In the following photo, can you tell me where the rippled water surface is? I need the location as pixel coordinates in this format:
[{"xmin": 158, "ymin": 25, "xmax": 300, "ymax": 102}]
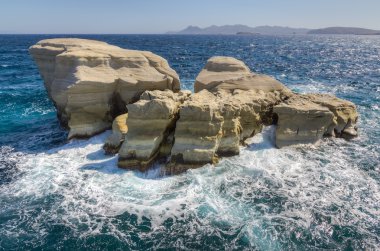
[{"xmin": 0, "ymin": 35, "xmax": 379, "ymax": 250}]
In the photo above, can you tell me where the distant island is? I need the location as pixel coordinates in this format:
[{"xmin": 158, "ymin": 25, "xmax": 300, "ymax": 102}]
[
  {"xmin": 167, "ymin": 25, "xmax": 310, "ymax": 35},
  {"xmin": 236, "ymin": 32, "xmax": 260, "ymax": 36},
  {"xmin": 167, "ymin": 25, "xmax": 380, "ymax": 35},
  {"xmin": 308, "ymin": 27, "xmax": 380, "ymax": 35}
]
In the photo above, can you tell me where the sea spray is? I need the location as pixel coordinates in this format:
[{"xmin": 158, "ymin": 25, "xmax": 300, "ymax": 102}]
[{"xmin": 1, "ymin": 126, "xmax": 379, "ymax": 249}]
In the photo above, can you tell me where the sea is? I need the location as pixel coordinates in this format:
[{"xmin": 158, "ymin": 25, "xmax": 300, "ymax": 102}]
[{"xmin": 0, "ymin": 34, "xmax": 379, "ymax": 250}]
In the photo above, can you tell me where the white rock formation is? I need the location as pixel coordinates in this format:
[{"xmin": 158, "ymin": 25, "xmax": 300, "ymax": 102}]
[
  {"xmin": 194, "ymin": 56, "xmax": 289, "ymax": 94},
  {"xmin": 29, "ymin": 38, "xmax": 180, "ymax": 138},
  {"xmin": 29, "ymin": 40, "xmax": 359, "ymax": 173},
  {"xmin": 273, "ymin": 93, "xmax": 358, "ymax": 147},
  {"xmin": 118, "ymin": 90, "xmax": 190, "ymax": 170}
]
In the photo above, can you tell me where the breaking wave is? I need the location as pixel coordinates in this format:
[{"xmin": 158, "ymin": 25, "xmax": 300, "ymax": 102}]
[{"xmin": 1, "ymin": 125, "xmax": 379, "ymax": 249}]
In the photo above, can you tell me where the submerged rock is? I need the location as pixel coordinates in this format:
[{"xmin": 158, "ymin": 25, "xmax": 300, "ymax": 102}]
[{"xmin": 29, "ymin": 38, "xmax": 180, "ymax": 139}]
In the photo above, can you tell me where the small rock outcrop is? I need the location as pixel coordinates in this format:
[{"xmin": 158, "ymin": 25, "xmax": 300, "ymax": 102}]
[
  {"xmin": 167, "ymin": 91, "xmax": 290, "ymax": 173},
  {"xmin": 274, "ymin": 95, "xmax": 335, "ymax": 147},
  {"xmin": 274, "ymin": 94, "xmax": 358, "ymax": 147},
  {"xmin": 305, "ymin": 94, "xmax": 358, "ymax": 138},
  {"xmin": 103, "ymin": 114, "xmax": 128, "ymax": 154},
  {"xmin": 194, "ymin": 56, "xmax": 289, "ymax": 94},
  {"xmin": 29, "ymin": 38, "xmax": 180, "ymax": 139}
]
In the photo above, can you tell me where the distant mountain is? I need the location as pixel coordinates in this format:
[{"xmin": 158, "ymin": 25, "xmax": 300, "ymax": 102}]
[
  {"xmin": 236, "ymin": 32, "xmax": 260, "ymax": 36},
  {"xmin": 308, "ymin": 27, "xmax": 380, "ymax": 35},
  {"xmin": 252, "ymin": 26, "xmax": 310, "ymax": 35},
  {"xmin": 167, "ymin": 25, "xmax": 310, "ymax": 35}
]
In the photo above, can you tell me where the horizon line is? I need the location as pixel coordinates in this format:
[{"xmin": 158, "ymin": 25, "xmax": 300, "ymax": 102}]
[
  {"xmin": 1, "ymin": 33, "xmax": 380, "ymax": 36},
  {"xmin": 1, "ymin": 25, "xmax": 380, "ymax": 35}
]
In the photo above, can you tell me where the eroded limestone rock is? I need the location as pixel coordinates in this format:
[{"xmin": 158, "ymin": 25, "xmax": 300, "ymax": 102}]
[
  {"xmin": 274, "ymin": 95, "xmax": 335, "ymax": 147},
  {"xmin": 103, "ymin": 114, "xmax": 128, "ymax": 154},
  {"xmin": 162, "ymin": 57, "xmax": 298, "ymax": 173},
  {"xmin": 194, "ymin": 56, "xmax": 291, "ymax": 95},
  {"xmin": 30, "ymin": 39, "xmax": 359, "ymax": 173},
  {"xmin": 30, "ymin": 38, "xmax": 180, "ymax": 139},
  {"xmin": 169, "ymin": 90, "xmax": 224, "ymax": 172},
  {"xmin": 216, "ymin": 89, "xmax": 284, "ymax": 154},
  {"xmin": 166, "ymin": 88, "xmax": 290, "ymax": 174},
  {"xmin": 305, "ymin": 94, "xmax": 358, "ymax": 138},
  {"xmin": 273, "ymin": 93, "xmax": 358, "ymax": 147},
  {"xmin": 118, "ymin": 90, "xmax": 190, "ymax": 171}
]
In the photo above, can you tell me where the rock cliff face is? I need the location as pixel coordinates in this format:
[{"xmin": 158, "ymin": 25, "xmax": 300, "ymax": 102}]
[
  {"xmin": 30, "ymin": 39, "xmax": 359, "ymax": 174},
  {"xmin": 168, "ymin": 90, "xmax": 289, "ymax": 171},
  {"xmin": 305, "ymin": 94, "xmax": 358, "ymax": 138},
  {"xmin": 118, "ymin": 90, "xmax": 191, "ymax": 170},
  {"xmin": 166, "ymin": 57, "xmax": 294, "ymax": 173},
  {"xmin": 274, "ymin": 95, "xmax": 335, "ymax": 147},
  {"xmin": 29, "ymin": 38, "xmax": 180, "ymax": 139},
  {"xmin": 169, "ymin": 90, "xmax": 224, "ymax": 171}
]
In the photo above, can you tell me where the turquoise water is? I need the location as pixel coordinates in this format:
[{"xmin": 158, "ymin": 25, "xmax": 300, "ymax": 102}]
[{"xmin": 0, "ymin": 35, "xmax": 379, "ymax": 250}]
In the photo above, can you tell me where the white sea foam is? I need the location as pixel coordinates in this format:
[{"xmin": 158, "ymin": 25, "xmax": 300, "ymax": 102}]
[
  {"xmin": 1, "ymin": 125, "xmax": 379, "ymax": 248},
  {"xmin": 288, "ymin": 80, "xmax": 358, "ymax": 96}
]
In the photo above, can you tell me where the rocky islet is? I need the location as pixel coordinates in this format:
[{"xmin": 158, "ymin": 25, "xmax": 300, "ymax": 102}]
[{"xmin": 29, "ymin": 38, "xmax": 359, "ymax": 173}]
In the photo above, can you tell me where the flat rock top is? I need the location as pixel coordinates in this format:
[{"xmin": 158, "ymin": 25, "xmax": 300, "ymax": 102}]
[
  {"xmin": 31, "ymin": 38, "xmax": 125, "ymax": 53},
  {"xmin": 29, "ymin": 38, "xmax": 180, "ymax": 91},
  {"xmin": 32, "ymin": 38, "xmax": 109, "ymax": 47},
  {"xmin": 305, "ymin": 93, "xmax": 356, "ymax": 109},
  {"xmin": 274, "ymin": 94, "xmax": 332, "ymax": 113},
  {"xmin": 30, "ymin": 38, "xmax": 172, "ymax": 65},
  {"xmin": 203, "ymin": 56, "xmax": 251, "ymax": 72},
  {"xmin": 183, "ymin": 89, "xmax": 220, "ymax": 107}
]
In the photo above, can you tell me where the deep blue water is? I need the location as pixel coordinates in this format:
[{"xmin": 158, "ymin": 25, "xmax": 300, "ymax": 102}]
[{"xmin": 0, "ymin": 34, "xmax": 379, "ymax": 250}]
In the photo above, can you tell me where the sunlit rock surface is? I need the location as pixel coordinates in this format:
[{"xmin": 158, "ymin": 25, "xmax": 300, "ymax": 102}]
[
  {"xmin": 194, "ymin": 56, "xmax": 291, "ymax": 94},
  {"xmin": 118, "ymin": 90, "xmax": 190, "ymax": 171},
  {"xmin": 273, "ymin": 93, "xmax": 358, "ymax": 147},
  {"xmin": 29, "ymin": 39, "xmax": 359, "ymax": 173},
  {"xmin": 273, "ymin": 95, "xmax": 335, "ymax": 147},
  {"xmin": 30, "ymin": 38, "xmax": 180, "ymax": 138},
  {"xmin": 305, "ymin": 93, "xmax": 358, "ymax": 138},
  {"xmin": 103, "ymin": 113, "xmax": 128, "ymax": 154}
]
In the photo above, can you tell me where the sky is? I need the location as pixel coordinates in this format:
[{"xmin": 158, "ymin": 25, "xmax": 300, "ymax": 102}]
[{"xmin": 1, "ymin": 0, "xmax": 380, "ymax": 34}]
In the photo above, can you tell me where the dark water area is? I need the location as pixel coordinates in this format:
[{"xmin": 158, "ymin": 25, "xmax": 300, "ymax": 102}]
[{"xmin": 0, "ymin": 34, "xmax": 379, "ymax": 250}]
